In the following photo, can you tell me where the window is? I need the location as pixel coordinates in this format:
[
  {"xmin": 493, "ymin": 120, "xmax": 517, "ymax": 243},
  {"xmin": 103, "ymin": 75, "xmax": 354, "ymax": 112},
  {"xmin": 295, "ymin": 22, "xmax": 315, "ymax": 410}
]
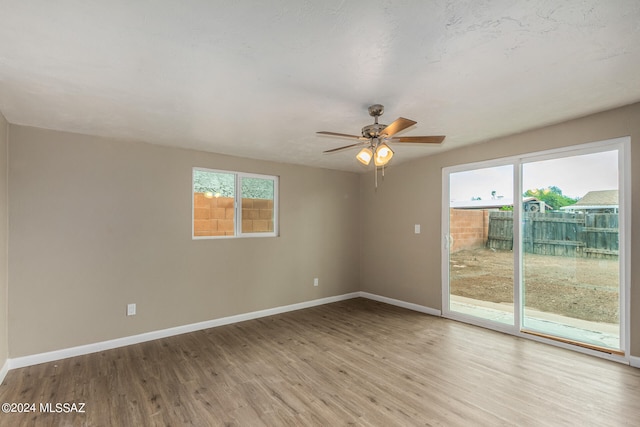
[{"xmin": 193, "ymin": 168, "xmax": 278, "ymax": 238}]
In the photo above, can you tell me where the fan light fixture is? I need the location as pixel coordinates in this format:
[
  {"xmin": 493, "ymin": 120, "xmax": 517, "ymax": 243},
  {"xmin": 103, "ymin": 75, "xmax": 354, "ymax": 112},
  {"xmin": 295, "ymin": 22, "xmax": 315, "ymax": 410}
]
[
  {"xmin": 356, "ymin": 147, "xmax": 373, "ymax": 165},
  {"xmin": 374, "ymin": 143, "xmax": 394, "ymax": 166}
]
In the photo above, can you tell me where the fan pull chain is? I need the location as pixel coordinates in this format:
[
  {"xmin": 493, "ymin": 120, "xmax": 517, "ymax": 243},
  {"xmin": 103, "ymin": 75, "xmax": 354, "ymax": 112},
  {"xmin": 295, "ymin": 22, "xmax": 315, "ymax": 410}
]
[{"xmin": 374, "ymin": 167, "xmax": 378, "ymax": 189}]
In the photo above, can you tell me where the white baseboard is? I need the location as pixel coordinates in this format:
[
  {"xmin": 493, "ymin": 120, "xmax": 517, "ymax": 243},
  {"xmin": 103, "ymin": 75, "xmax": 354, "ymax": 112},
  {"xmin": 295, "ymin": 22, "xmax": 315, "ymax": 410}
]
[
  {"xmin": 0, "ymin": 359, "xmax": 8, "ymax": 385},
  {"xmin": 9, "ymin": 292, "xmax": 361, "ymax": 370},
  {"xmin": 630, "ymin": 356, "xmax": 640, "ymax": 368},
  {"xmin": 359, "ymin": 292, "xmax": 441, "ymax": 316},
  {"xmin": 7, "ymin": 291, "xmax": 440, "ymax": 371}
]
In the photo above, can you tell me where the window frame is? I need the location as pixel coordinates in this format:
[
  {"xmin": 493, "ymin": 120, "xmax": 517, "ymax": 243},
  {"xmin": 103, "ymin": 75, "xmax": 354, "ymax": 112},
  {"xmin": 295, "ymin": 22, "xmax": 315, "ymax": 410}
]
[{"xmin": 192, "ymin": 167, "xmax": 279, "ymax": 239}]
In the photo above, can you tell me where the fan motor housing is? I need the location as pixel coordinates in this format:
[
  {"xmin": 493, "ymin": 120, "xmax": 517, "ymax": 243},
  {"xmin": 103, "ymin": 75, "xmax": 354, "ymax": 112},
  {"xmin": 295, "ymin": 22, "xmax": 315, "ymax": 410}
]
[{"xmin": 361, "ymin": 123, "xmax": 387, "ymax": 138}]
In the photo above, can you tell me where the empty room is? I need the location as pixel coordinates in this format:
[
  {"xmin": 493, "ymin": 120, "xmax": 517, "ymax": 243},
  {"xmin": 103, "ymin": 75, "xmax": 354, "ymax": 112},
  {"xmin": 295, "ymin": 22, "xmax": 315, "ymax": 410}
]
[{"xmin": 1, "ymin": 1, "xmax": 640, "ymax": 425}]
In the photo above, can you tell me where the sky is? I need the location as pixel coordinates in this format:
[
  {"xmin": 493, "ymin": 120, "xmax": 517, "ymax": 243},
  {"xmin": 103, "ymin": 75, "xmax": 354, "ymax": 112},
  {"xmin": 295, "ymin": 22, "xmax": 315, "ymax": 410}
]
[{"xmin": 449, "ymin": 150, "xmax": 619, "ymax": 202}]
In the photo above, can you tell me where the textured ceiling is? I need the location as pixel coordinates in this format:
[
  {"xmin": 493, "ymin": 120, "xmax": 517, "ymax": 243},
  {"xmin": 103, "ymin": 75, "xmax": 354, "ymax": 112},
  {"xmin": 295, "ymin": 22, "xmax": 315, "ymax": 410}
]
[{"xmin": 1, "ymin": 1, "xmax": 639, "ymax": 172}]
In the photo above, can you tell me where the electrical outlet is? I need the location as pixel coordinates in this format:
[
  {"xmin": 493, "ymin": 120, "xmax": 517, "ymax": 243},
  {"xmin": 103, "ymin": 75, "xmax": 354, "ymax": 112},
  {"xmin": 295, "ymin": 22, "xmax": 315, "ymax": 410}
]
[
  {"xmin": 127, "ymin": 303, "xmax": 136, "ymax": 316},
  {"xmin": 314, "ymin": 278, "xmax": 319, "ymax": 287},
  {"xmin": 414, "ymin": 224, "xmax": 421, "ymax": 234}
]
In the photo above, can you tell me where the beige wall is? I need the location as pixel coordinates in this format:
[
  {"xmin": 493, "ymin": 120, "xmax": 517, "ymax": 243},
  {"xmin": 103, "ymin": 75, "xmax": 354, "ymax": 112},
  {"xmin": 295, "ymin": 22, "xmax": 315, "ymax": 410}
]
[
  {"xmin": 360, "ymin": 102, "xmax": 640, "ymax": 356},
  {"xmin": 5, "ymin": 102, "xmax": 640, "ymax": 359},
  {"xmin": 8, "ymin": 126, "xmax": 361, "ymax": 357},
  {"xmin": 0, "ymin": 112, "xmax": 7, "ymax": 367}
]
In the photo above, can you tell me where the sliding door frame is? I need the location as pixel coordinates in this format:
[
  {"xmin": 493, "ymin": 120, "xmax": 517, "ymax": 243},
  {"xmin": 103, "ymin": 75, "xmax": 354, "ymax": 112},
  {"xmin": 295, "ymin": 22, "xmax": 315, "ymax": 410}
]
[
  {"xmin": 442, "ymin": 159, "xmax": 517, "ymax": 335},
  {"xmin": 441, "ymin": 136, "xmax": 630, "ymax": 363}
]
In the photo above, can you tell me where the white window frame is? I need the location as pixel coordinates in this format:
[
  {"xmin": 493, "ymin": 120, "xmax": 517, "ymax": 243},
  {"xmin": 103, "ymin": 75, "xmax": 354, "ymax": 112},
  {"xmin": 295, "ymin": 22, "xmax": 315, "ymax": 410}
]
[{"xmin": 193, "ymin": 167, "xmax": 279, "ymax": 239}]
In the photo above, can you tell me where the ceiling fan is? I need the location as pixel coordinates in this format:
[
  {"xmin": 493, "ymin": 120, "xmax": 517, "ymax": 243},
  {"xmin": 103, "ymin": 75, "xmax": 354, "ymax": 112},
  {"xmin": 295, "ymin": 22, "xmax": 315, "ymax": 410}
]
[{"xmin": 317, "ymin": 104, "xmax": 445, "ymax": 169}]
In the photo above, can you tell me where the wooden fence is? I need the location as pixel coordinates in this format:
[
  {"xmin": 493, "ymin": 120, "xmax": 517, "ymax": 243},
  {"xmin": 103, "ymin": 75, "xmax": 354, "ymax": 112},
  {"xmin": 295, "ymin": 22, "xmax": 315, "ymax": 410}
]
[{"xmin": 487, "ymin": 211, "xmax": 619, "ymax": 258}]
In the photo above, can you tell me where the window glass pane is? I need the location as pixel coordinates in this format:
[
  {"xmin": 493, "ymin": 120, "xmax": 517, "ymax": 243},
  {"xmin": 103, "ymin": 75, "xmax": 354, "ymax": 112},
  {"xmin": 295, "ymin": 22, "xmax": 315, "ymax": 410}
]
[
  {"xmin": 521, "ymin": 150, "xmax": 620, "ymax": 350},
  {"xmin": 448, "ymin": 164, "xmax": 514, "ymax": 325},
  {"xmin": 193, "ymin": 170, "xmax": 236, "ymax": 237},
  {"xmin": 241, "ymin": 177, "xmax": 275, "ymax": 234}
]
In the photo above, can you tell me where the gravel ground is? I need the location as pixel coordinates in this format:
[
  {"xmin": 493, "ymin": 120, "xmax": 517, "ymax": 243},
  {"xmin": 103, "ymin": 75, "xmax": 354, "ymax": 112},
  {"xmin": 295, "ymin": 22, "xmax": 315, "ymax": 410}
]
[{"xmin": 449, "ymin": 248, "xmax": 619, "ymax": 324}]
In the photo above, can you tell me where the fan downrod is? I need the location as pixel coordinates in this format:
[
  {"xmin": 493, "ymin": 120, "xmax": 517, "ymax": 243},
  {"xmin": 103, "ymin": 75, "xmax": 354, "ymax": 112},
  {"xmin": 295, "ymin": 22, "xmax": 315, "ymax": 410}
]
[{"xmin": 363, "ymin": 104, "xmax": 386, "ymax": 138}]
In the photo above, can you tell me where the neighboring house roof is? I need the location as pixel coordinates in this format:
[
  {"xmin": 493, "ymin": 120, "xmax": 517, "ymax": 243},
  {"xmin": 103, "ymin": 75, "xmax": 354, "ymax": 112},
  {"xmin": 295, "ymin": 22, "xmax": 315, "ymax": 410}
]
[
  {"xmin": 561, "ymin": 189, "xmax": 618, "ymax": 211},
  {"xmin": 572, "ymin": 189, "xmax": 618, "ymax": 206},
  {"xmin": 450, "ymin": 197, "xmax": 550, "ymax": 210},
  {"xmin": 450, "ymin": 198, "xmax": 512, "ymax": 209}
]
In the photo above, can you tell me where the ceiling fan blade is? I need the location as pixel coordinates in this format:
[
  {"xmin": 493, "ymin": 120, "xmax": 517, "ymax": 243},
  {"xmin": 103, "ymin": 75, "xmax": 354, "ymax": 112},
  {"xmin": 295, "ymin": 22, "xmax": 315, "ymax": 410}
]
[
  {"xmin": 390, "ymin": 135, "xmax": 446, "ymax": 144},
  {"xmin": 317, "ymin": 131, "xmax": 362, "ymax": 140},
  {"xmin": 323, "ymin": 142, "xmax": 365, "ymax": 153},
  {"xmin": 381, "ymin": 117, "xmax": 417, "ymax": 137}
]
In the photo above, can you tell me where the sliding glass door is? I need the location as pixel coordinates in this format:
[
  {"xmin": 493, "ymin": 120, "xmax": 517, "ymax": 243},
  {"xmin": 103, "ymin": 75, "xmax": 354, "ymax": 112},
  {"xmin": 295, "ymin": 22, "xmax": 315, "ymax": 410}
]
[
  {"xmin": 521, "ymin": 150, "xmax": 621, "ymax": 351},
  {"xmin": 443, "ymin": 138, "xmax": 628, "ymax": 356}
]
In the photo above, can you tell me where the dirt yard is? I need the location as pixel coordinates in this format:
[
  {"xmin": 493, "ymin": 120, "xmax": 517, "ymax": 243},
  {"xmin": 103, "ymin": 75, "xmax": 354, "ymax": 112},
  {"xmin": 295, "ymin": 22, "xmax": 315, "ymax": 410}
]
[{"xmin": 450, "ymin": 248, "xmax": 619, "ymax": 324}]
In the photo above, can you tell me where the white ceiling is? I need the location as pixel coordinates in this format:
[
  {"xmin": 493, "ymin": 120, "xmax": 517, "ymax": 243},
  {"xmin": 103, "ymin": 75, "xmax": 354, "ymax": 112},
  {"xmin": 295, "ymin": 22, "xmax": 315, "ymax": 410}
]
[{"xmin": 1, "ymin": 1, "xmax": 639, "ymax": 172}]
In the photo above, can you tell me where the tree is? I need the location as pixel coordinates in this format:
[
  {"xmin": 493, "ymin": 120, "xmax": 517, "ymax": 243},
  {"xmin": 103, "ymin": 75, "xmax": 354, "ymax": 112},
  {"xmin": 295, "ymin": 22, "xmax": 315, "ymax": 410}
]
[{"xmin": 523, "ymin": 186, "xmax": 578, "ymax": 210}]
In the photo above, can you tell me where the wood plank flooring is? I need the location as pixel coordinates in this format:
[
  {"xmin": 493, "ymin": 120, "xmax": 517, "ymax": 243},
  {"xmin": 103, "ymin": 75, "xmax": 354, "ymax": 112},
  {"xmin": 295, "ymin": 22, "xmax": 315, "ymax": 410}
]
[{"xmin": 1, "ymin": 298, "xmax": 639, "ymax": 426}]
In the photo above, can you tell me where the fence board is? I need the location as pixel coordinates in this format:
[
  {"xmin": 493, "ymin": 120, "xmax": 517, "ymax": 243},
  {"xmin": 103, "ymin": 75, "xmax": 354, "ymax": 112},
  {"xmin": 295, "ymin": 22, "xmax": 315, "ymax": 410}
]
[
  {"xmin": 487, "ymin": 211, "xmax": 618, "ymax": 258},
  {"xmin": 487, "ymin": 211, "xmax": 514, "ymax": 250}
]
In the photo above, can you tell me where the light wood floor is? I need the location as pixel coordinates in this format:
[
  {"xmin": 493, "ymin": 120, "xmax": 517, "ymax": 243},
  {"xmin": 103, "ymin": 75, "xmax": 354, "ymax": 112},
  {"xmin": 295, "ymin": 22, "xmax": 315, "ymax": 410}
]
[{"xmin": 1, "ymin": 298, "xmax": 639, "ymax": 426}]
